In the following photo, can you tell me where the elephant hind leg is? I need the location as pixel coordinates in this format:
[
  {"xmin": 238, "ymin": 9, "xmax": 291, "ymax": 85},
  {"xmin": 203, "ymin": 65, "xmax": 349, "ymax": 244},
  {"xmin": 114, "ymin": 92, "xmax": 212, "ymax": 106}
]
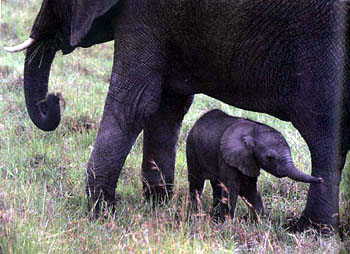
[
  {"xmin": 300, "ymin": 148, "xmax": 346, "ymax": 233},
  {"xmin": 188, "ymin": 174, "xmax": 205, "ymax": 212},
  {"xmin": 186, "ymin": 138, "xmax": 206, "ymax": 211},
  {"xmin": 211, "ymin": 179, "xmax": 222, "ymax": 209},
  {"xmin": 291, "ymin": 112, "xmax": 347, "ymax": 233}
]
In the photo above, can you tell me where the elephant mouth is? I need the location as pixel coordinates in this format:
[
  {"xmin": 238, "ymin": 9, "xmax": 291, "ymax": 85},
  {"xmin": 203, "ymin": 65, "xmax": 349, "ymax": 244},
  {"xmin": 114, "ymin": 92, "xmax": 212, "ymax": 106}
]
[
  {"xmin": 4, "ymin": 32, "xmax": 62, "ymax": 55},
  {"xmin": 264, "ymin": 167, "xmax": 286, "ymax": 178},
  {"xmin": 274, "ymin": 172, "xmax": 286, "ymax": 178},
  {"xmin": 26, "ymin": 31, "xmax": 76, "ymax": 57},
  {"xmin": 24, "ymin": 36, "xmax": 60, "ymax": 64}
]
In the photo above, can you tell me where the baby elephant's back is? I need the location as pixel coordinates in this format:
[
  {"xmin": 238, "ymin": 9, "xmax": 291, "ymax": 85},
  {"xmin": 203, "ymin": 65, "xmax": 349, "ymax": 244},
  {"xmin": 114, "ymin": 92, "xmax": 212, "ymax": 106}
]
[{"xmin": 187, "ymin": 109, "xmax": 239, "ymax": 170}]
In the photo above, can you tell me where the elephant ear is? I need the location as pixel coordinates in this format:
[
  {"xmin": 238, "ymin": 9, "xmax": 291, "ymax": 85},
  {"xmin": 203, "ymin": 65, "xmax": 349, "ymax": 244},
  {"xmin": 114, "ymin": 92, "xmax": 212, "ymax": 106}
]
[
  {"xmin": 220, "ymin": 121, "xmax": 260, "ymax": 177},
  {"xmin": 70, "ymin": 0, "xmax": 121, "ymax": 46}
]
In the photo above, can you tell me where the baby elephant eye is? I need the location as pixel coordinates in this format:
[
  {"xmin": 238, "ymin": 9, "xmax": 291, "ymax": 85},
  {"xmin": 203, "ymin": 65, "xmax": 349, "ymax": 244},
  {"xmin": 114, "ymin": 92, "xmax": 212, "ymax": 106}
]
[{"xmin": 265, "ymin": 154, "xmax": 275, "ymax": 161}]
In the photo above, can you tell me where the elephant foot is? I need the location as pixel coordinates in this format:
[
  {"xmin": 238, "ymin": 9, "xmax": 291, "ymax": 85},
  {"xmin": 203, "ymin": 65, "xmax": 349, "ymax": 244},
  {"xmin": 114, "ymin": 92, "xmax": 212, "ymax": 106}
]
[
  {"xmin": 284, "ymin": 215, "xmax": 336, "ymax": 236},
  {"xmin": 87, "ymin": 199, "xmax": 116, "ymax": 220},
  {"xmin": 211, "ymin": 204, "xmax": 230, "ymax": 223},
  {"xmin": 241, "ymin": 212, "xmax": 263, "ymax": 223},
  {"xmin": 211, "ymin": 213, "xmax": 227, "ymax": 223},
  {"xmin": 86, "ymin": 183, "xmax": 117, "ymax": 219},
  {"xmin": 339, "ymin": 220, "xmax": 350, "ymax": 241},
  {"xmin": 143, "ymin": 184, "xmax": 173, "ymax": 206}
]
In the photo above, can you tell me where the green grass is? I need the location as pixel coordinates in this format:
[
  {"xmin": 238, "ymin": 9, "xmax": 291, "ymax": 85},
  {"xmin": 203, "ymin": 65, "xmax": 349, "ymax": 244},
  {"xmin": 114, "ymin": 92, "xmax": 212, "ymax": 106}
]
[{"xmin": 1, "ymin": 0, "xmax": 349, "ymax": 253}]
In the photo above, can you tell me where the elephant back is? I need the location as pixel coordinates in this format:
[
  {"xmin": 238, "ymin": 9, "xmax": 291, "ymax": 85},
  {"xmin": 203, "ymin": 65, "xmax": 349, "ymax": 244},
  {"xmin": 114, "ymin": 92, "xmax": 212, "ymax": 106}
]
[{"xmin": 187, "ymin": 109, "xmax": 241, "ymax": 170}]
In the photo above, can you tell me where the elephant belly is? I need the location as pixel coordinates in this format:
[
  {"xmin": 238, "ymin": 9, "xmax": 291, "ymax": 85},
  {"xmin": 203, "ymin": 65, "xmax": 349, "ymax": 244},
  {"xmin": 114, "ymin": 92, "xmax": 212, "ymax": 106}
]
[{"xmin": 163, "ymin": 0, "xmax": 299, "ymax": 121}]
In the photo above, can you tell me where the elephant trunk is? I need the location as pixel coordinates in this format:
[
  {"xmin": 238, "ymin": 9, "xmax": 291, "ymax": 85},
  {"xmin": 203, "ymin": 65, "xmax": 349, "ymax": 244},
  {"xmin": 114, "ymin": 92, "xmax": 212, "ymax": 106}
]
[
  {"xmin": 286, "ymin": 164, "xmax": 323, "ymax": 184},
  {"xmin": 24, "ymin": 43, "xmax": 61, "ymax": 131}
]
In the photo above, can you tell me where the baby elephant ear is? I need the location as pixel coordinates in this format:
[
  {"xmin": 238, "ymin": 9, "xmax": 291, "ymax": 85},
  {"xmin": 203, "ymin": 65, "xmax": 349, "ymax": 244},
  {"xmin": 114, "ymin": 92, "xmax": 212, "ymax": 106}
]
[{"xmin": 220, "ymin": 121, "xmax": 260, "ymax": 177}]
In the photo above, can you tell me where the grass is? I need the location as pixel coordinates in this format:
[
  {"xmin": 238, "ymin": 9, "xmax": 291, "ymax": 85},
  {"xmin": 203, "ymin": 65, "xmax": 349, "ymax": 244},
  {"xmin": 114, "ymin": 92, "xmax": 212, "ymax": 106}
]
[{"xmin": 0, "ymin": 0, "xmax": 349, "ymax": 253}]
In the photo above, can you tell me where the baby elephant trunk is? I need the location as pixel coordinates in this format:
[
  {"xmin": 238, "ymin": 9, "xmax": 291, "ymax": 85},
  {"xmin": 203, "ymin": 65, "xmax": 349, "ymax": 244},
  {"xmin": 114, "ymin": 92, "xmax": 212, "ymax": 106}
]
[{"xmin": 287, "ymin": 165, "xmax": 323, "ymax": 183}]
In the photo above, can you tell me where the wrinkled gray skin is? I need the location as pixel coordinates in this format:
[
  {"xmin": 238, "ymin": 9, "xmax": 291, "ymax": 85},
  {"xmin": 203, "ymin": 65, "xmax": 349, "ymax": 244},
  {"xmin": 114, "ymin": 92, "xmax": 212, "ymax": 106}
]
[
  {"xmin": 7, "ymin": 0, "xmax": 350, "ymax": 231},
  {"xmin": 187, "ymin": 109, "xmax": 323, "ymax": 220}
]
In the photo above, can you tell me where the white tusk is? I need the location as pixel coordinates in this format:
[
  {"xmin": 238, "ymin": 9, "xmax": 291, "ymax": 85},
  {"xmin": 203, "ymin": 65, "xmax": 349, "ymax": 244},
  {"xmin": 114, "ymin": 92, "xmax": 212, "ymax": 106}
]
[{"xmin": 3, "ymin": 38, "xmax": 36, "ymax": 53}]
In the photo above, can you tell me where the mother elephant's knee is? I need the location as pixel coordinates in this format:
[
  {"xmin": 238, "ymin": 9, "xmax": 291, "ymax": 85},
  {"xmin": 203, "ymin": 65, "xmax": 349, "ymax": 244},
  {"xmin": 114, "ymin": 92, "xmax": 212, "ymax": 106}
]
[
  {"xmin": 142, "ymin": 95, "xmax": 162, "ymax": 123},
  {"xmin": 108, "ymin": 82, "xmax": 162, "ymax": 133}
]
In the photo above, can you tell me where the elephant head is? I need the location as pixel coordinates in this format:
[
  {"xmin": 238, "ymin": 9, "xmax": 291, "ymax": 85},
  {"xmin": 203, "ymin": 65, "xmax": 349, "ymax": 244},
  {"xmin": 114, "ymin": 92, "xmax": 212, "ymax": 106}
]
[
  {"xmin": 4, "ymin": 0, "xmax": 121, "ymax": 131},
  {"xmin": 220, "ymin": 120, "xmax": 323, "ymax": 183}
]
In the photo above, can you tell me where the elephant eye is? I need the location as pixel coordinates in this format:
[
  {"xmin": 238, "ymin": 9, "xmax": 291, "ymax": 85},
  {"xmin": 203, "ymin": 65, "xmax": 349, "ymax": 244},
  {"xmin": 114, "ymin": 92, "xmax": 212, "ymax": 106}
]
[{"xmin": 265, "ymin": 154, "xmax": 275, "ymax": 161}]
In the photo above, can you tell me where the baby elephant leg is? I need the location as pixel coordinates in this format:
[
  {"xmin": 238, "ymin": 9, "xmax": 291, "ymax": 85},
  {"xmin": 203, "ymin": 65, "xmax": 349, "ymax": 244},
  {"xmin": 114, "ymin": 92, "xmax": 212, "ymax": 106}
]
[
  {"xmin": 188, "ymin": 174, "xmax": 205, "ymax": 212},
  {"xmin": 187, "ymin": 136, "xmax": 205, "ymax": 212},
  {"xmin": 211, "ymin": 179, "xmax": 222, "ymax": 210},
  {"xmin": 211, "ymin": 179, "xmax": 229, "ymax": 220},
  {"xmin": 239, "ymin": 175, "xmax": 264, "ymax": 220},
  {"xmin": 213, "ymin": 166, "xmax": 240, "ymax": 221}
]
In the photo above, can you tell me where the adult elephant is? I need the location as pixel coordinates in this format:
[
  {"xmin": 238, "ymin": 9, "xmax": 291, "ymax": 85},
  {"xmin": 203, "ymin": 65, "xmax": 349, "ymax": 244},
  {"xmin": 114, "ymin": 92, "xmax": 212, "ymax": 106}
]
[{"xmin": 5, "ymin": 0, "xmax": 350, "ymax": 232}]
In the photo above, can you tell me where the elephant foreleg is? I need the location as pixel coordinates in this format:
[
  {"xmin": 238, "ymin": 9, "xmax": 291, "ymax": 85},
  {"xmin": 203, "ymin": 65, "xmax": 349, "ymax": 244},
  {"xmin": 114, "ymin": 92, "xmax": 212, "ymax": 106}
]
[
  {"xmin": 142, "ymin": 91, "xmax": 194, "ymax": 202},
  {"xmin": 239, "ymin": 175, "xmax": 264, "ymax": 221},
  {"xmin": 219, "ymin": 163, "xmax": 240, "ymax": 219},
  {"xmin": 86, "ymin": 65, "xmax": 164, "ymax": 216},
  {"xmin": 86, "ymin": 103, "xmax": 139, "ymax": 215},
  {"xmin": 211, "ymin": 179, "xmax": 229, "ymax": 220}
]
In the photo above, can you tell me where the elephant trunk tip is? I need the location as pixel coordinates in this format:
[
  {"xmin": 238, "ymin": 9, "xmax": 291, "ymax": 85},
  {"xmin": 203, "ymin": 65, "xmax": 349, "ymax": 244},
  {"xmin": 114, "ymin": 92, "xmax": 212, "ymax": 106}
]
[
  {"xmin": 29, "ymin": 93, "xmax": 63, "ymax": 131},
  {"xmin": 314, "ymin": 177, "xmax": 324, "ymax": 184},
  {"xmin": 285, "ymin": 165, "xmax": 324, "ymax": 184},
  {"xmin": 302, "ymin": 175, "xmax": 323, "ymax": 184}
]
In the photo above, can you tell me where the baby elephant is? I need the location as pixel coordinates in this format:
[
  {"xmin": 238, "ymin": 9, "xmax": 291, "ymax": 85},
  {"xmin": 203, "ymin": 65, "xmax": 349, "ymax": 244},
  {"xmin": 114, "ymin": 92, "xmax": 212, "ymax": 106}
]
[{"xmin": 186, "ymin": 109, "xmax": 323, "ymax": 220}]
